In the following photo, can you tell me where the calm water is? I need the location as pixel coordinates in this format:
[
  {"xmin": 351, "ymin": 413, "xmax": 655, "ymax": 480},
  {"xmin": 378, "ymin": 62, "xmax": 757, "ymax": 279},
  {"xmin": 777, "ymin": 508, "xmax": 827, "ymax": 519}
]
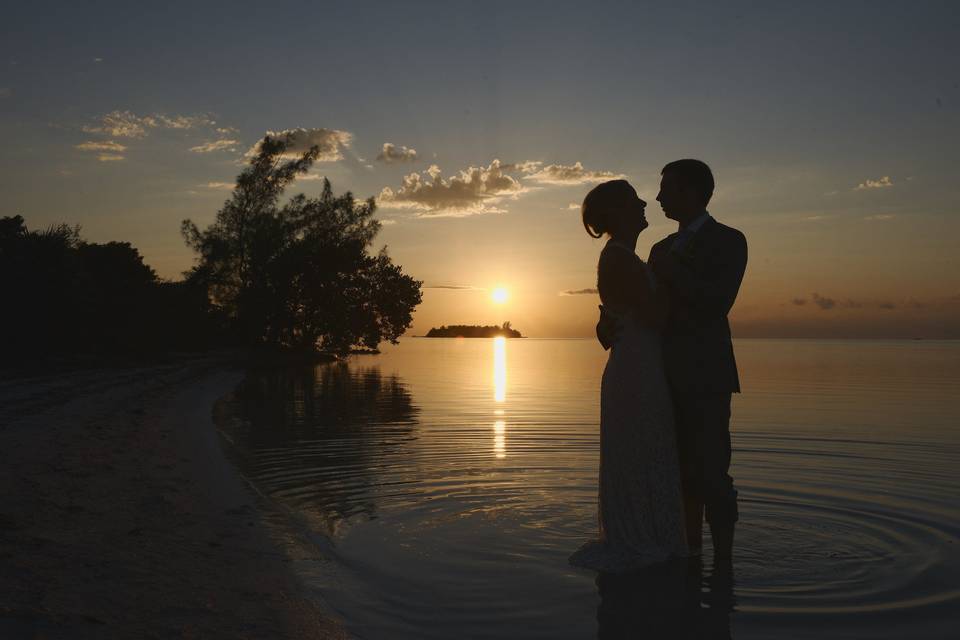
[{"xmin": 214, "ymin": 339, "xmax": 960, "ymax": 639}]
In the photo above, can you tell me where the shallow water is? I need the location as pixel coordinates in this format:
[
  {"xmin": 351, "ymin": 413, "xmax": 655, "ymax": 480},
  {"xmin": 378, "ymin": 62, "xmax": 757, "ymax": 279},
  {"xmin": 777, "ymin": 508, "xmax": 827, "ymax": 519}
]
[{"xmin": 215, "ymin": 339, "xmax": 960, "ymax": 639}]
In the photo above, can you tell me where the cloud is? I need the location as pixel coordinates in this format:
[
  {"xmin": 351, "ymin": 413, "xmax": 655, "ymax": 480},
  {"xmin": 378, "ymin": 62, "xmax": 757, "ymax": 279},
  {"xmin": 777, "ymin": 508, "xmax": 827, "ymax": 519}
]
[
  {"xmin": 83, "ymin": 110, "xmax": 214, "ymax": 138},
  {"xmin": 864, "ymin": 214, "xmax": 895, "ymax": 221},
  {"xmin": 524, "ymin": 161, "xmax": 624, "ymax": 185},
  {"xmin": 377, "ymin": 159, "xmax": 530, "ymax": 217},
  {"xmin": 567, "ymin": 202, "xmax": 581, "ymax": 210},
  {"xmin": 155, "ymin": 114, "xmax": 213, "ymax": 130},
  {"xmin": 504, "ymin": 161, "xmax": 543, "ymax": 173},
  {"xmin": 804, "ymin": 215, "xmax": 827, "ymax": 221},
  {"xmin": 796, "ymin": 294, "xmax": 903, "ymax": 311},
  {"xmin": 423, "ymin": 284, "xmax": 479, "ymax": 290},
  {"xmin": 202, "ymin": 181, "xmax": 234, "ymax": 189},
  {"xmin": 561, "ymin": 288, "xmax": 599, "ymax": 296},
  {"xmin": 376, "ymin": 142, "xmax": 418, "ymax": 163},
  {"xmin": 294, "ymin": 172, "xmax": 326, "ymax": 181},
  {"xmin": 811, "ymin": 293, "xmax": 836, "ymax": 310},
  {"xmin": 0, "ymin": 87, "xmax": 11, "ymax": 99},
  {"xmin": 93, "ymin": 57, "xmax": 103, "ymax": 63},
  {"xmin": 189, "ymin": 139, "xmax": 239, "ymax": 153},
  {"xmin": 75, "ymin": 140, "xmax": 127, "ymax": 152},
  {"xmin": 243, "ymin": 127, "xmax": 352, "ymax": 161},
  {"xmin": 379, "ymin": 219, "xmax": 397, "ymax": 226},
  {"xmin": 97, "ymin": 154, "xmax": 125, "ymax": 162},
  {"xmin": 855, "ymin": 176, "xmax": 893, "ymax": 190}
]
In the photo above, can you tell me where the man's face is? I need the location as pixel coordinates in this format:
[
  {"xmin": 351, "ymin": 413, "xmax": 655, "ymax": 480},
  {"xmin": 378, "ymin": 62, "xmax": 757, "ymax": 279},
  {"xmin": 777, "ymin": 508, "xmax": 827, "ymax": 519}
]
[
  {"xmin": 656, "ymin": 172, "xmax": 698, "ymax": 222},
  {"xmin": 656, "ymin": 172, "xmax": 682, "ymax": 221}
]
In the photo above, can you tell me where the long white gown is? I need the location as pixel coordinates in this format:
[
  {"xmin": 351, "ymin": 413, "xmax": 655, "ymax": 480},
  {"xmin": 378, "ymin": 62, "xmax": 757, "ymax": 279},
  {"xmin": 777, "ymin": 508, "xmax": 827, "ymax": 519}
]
[{"xmin": 569, "ymin": 239, "xmax": 688, "ymax": 573}]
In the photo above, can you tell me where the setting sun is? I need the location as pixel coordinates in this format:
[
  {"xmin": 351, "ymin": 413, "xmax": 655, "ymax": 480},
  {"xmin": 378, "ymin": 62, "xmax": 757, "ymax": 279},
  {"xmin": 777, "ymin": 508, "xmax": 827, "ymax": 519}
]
[{"xmin": 491, "ymin": 287, "xmax": 509, "ymax": 304}]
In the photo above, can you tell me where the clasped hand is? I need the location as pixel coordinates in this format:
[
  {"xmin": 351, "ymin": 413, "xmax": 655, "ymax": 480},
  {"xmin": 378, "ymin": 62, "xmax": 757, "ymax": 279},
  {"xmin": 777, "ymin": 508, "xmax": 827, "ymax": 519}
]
[{"xmin": 596, "ymin": 305, "xmax": 623, "ymax": 350}]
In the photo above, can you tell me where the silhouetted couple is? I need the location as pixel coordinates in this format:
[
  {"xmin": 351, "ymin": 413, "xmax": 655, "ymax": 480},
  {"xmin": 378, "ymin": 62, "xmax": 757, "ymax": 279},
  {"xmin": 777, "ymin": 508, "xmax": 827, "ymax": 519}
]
[{"xmin": 569, "ymin": 159, "xmax": 747, "ymax": 572}]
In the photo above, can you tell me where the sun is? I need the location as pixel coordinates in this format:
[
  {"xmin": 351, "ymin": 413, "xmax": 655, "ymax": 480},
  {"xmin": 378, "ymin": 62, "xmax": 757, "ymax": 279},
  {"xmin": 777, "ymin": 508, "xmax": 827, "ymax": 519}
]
[{"xmin": 491, "ymin": 287, "xmax": 509, "ymax": 304}]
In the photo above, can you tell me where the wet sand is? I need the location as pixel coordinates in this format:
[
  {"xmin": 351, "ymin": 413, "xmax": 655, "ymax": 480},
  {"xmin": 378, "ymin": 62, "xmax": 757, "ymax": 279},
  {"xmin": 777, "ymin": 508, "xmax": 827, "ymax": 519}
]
[{"xmin": 0, "ymin": 358, "xmax": 349, "ymax": 639}]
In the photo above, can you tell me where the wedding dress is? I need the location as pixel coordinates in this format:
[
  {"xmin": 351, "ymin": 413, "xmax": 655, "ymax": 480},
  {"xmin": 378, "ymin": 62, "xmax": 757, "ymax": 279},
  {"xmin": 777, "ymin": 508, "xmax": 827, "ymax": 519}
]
[{"xmin": 569, "ymin": 239, "xmax": 688, "ymax": 572}]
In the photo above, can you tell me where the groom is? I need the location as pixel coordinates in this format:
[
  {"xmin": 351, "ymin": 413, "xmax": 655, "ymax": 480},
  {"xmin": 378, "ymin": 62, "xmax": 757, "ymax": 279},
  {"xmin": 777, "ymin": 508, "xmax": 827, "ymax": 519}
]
[{"xmin": 598, "ymin": 159, "xmax": 747, "ymax": 559}]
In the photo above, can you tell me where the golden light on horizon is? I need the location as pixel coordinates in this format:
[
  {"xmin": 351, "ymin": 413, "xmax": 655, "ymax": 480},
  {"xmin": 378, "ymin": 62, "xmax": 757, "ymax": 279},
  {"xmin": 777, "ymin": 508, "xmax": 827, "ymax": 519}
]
[{"xmin": 491, "ymin": 287, "xmax": 509, "ymax": 304}]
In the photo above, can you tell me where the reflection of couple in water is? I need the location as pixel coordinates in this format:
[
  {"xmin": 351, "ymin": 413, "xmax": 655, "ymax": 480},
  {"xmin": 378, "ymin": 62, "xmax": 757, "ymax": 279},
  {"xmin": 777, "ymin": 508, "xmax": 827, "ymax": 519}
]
[
  {"xmin": 569, "ymin": 159, "xmax": 746, "ymax": 635},
  {"xmin": 597, "ymin": 557, "xmax": 735, "ymax": 640}
]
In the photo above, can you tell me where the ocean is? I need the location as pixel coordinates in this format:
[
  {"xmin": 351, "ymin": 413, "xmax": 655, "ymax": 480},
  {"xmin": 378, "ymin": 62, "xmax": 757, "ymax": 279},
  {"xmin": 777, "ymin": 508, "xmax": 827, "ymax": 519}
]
[{"xmin": 214, "ymin": 338, "xmax": 960, "ymax": 639}]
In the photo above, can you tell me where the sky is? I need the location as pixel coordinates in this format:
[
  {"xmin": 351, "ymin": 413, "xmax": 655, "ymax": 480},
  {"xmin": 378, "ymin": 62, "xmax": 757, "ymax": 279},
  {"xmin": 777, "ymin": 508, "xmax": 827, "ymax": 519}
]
[{"xmin": 2, "ymin": 1, "xmax": 959, "ymax": 338}]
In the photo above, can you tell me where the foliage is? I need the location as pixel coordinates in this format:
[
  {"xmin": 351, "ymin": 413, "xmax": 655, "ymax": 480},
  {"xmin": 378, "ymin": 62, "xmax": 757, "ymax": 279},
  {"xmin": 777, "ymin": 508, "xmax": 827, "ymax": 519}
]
[
  {"xmin": 182, "ymin": 132, "xmax": 422, "ymax": 355},
  {"xmin": 0, "ymin": 215, "xmax": 221, "ymax": 363}
]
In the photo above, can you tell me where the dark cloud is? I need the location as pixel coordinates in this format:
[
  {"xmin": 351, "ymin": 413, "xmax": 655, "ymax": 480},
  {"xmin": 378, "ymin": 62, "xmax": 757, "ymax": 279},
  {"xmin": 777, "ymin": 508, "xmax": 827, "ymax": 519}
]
[
  {"xmin": 423, "ymin": 284, "xmax": 477, "ymax": 290},
  {"xmin": 812, "ymin": 293, "xmax": 836, "ymax": 310},
  {"xmin": 792, "ymin": 298, "xmax": 807, "ymax": 306},
  {"xmin": 561, "ymin": 288, "xmax": 599, "ymax": 296}
]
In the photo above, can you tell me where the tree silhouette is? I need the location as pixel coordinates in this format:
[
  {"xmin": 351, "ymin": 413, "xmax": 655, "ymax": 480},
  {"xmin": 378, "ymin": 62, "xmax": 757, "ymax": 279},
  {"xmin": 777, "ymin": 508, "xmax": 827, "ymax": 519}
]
[
  {"xmin": 0, "ymin": 215, "xmax": 221, "ymax": 364},
  {"xmin": 182, "ymin": 132, "xmax": 421, "ymax": 355}
]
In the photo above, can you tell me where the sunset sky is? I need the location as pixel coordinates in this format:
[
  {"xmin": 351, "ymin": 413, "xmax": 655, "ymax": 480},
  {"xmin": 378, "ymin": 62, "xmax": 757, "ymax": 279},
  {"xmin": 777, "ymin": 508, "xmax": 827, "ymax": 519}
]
[{"xmin": 2, "ymin": 1, "xmax": 958, "ymax": 338}]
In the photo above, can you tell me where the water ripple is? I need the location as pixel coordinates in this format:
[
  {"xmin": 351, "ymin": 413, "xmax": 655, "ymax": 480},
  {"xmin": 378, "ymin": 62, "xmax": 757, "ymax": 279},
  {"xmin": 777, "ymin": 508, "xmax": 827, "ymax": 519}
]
[{"xmin": 215, "ymin": 339, "xmax": 960, "ymax": 639}]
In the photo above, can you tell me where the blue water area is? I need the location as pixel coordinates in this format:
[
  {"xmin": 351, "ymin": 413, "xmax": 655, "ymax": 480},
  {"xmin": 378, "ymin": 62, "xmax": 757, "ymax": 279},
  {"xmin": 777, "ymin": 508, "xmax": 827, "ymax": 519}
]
[{"xmin": 214, "ymin": 339, "xmax": 960, "ymax": 639}]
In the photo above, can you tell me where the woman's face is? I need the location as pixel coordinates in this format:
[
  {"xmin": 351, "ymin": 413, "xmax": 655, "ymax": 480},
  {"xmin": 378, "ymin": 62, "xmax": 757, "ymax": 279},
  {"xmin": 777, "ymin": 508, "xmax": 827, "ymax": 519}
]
[
  {"xmin": 610, "ymin": 195, "xmax": 647, "ymax": 239},
  {"xmin": 627, "ymin": 196, "xmax": 648, "ymax": 235}
]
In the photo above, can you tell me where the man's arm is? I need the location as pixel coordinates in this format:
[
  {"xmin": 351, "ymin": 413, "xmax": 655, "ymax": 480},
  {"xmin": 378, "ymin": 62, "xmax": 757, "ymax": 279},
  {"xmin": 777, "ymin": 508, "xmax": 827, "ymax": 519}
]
[
  {"xmin": 596, "ymin": 305, "xmax": 619, "ymax": 350},
  {"xmin": 655, "ymin": 229, "xmax": 747, "ymax": 318}
]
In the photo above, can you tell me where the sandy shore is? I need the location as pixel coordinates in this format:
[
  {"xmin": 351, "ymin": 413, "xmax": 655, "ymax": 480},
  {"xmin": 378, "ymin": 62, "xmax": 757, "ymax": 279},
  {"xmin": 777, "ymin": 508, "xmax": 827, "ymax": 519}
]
[{"xmin": 0, "ymin": 358, "xmax": 350, "ymax": 639}]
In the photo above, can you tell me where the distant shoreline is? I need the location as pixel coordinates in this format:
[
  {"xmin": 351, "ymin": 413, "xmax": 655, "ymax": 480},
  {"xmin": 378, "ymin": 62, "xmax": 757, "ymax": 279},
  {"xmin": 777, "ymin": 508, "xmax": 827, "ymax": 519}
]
[
  {"xmin": 422, "ymin": 324, "xmax": 524, "ymax": 339},
  {"xmin": 416, "ymin": 335, "xmax": 527, "ymax": 339}
]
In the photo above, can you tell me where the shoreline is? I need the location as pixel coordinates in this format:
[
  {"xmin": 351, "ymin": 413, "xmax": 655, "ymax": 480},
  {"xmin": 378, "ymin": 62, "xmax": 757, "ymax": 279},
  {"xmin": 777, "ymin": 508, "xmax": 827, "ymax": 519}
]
[{"xmin": 0, "ymin": 357, "xmax": 349, "ymax": 638}]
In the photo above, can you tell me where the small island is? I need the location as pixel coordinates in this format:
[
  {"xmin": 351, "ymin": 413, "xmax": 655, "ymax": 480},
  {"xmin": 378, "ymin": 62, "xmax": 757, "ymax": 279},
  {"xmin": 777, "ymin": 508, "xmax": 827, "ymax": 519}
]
[{"xmin": 424, "ymin": 321, "xmax": 524, "ymax": 338}]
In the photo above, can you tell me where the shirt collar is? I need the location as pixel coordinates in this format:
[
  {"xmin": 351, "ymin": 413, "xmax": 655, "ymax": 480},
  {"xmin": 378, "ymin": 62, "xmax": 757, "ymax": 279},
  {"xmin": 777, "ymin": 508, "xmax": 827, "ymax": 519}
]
[{"xmin": 682, "ymin": 210, "xmax": 711, "ymax": 234}]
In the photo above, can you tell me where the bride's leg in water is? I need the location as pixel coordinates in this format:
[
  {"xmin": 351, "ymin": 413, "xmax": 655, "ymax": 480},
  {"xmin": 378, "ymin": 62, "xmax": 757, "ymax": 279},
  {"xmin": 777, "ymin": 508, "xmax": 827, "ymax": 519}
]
[{"xmin": 684, "ymin": 498, "xmax": 704, "ymax": 555}]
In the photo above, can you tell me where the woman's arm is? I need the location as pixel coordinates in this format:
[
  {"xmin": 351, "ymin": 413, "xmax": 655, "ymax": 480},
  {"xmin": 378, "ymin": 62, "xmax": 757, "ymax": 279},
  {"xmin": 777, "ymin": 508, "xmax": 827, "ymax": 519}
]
[{"xmin": 598, "ymin": 249, "xmax": 664, "ymax": 329}]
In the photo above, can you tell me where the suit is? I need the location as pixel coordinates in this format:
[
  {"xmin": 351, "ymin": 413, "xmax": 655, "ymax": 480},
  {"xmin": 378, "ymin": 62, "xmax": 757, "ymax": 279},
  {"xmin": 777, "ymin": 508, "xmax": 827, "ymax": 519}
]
[{"xmin": 648, "ymin": 215, "xmax": 747, "ymax": 528}]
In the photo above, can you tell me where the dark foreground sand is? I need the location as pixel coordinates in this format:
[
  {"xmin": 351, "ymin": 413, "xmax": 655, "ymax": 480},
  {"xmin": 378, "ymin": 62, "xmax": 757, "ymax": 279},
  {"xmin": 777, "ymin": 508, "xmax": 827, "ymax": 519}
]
[{"xmin": 0, "ymin": 358, "xmax": 349, "ymax": 639}]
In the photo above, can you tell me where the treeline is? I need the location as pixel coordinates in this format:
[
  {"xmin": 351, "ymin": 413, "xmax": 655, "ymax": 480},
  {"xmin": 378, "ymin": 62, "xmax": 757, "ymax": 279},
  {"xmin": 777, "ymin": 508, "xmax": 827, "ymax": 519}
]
[
  {"xmin": 425, "ymin": 322, "xmax": 523, "ymax": 338},
  {"xmin": 1, "ymin": 132, "xmax": 422, "ymax": 367},
  {"xmin": 0, "ymin": 215, "xmax": 222, "ymax": 363}
]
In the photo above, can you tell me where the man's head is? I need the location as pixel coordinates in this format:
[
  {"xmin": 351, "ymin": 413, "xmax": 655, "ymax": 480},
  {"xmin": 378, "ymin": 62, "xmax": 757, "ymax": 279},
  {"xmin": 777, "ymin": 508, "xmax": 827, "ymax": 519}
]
[{"xmin": 656, "ymin": 159, "xmax": 714, "ymax": 224}]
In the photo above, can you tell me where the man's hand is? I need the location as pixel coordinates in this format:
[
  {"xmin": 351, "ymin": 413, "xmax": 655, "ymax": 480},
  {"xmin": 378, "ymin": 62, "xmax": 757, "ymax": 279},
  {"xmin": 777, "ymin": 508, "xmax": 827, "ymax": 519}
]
[{"xmin": 596, "ymin": 304, "xmax": 623, "ymax": 350}]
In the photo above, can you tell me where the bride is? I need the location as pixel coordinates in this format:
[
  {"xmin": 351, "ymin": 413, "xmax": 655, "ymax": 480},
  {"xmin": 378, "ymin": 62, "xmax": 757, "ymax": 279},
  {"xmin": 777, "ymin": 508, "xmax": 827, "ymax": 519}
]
[{"xmin": 569, "ymin": 179, "xmax": 688, "ymax": 572}]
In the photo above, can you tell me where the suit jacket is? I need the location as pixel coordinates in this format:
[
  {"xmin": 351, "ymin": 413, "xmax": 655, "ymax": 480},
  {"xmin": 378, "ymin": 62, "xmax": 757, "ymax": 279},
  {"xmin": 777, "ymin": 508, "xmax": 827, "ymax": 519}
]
[{"xmin": 648, "ymin": 217, "xmax": 747, "ymax": 395}]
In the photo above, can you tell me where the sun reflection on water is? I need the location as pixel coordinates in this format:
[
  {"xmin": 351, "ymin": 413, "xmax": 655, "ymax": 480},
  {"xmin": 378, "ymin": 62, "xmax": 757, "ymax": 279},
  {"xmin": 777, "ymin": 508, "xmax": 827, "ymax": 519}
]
[
  {"xmin": 493, "ymin": 336, "xmax": 506, "ymax": 403},
  {"xmin": 494, "ymin": 420, "xmax": 506, "ymax": 459},
  {"xmin": 493, "ymin": 336, "xmax": 507, "ymax": 458}
]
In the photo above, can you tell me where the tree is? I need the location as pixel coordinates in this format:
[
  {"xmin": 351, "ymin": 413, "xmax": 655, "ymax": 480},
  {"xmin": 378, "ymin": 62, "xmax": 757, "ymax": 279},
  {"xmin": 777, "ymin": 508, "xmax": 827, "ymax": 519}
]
[
  {"xmin": 182, "ymin": 132, "xmax": 422, "ymax": 355},
  {"xmin": 1, "ymin": 216, "xmax": 219, "ymax": 362}
]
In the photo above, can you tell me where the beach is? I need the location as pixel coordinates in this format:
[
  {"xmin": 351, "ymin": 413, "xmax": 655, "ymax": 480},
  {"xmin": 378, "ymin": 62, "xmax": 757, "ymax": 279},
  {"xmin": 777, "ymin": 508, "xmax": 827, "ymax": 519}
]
[{"xmin": 0, "ymin": 358, "xmax": 349, "ymax": 639}]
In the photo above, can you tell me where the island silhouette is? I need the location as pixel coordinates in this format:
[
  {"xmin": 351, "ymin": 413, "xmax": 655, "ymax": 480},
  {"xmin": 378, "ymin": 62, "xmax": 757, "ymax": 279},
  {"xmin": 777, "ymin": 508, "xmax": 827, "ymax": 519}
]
[{"xmin": 424, "ymin": 321, "xmax": 523, "ymax": 338}]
